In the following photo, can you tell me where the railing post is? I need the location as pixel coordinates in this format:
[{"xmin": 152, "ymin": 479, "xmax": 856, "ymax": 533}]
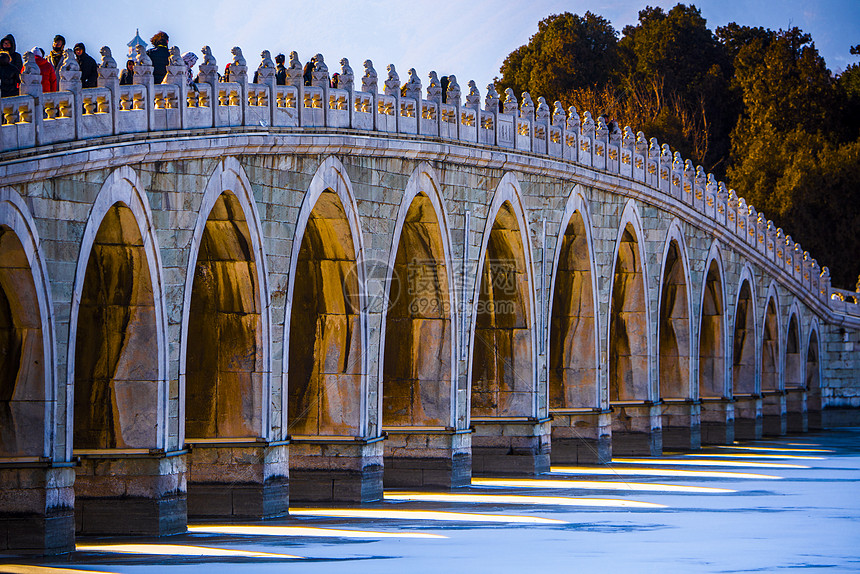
[
  {"xmin": 197, "ymin": 47, "xmax": 219, "ymax": 129},
  {"xmin": 58, "ymin": 48, "xmax": 83, "ymax": 139},
  {"xmin": 131, "ymin": 48, "xmax": 155, "ymax": 132},
  {"xmin": 163, "ymin": 48, "xmax": 188, "ymax": 130},
  {"xmin": 97, "ymin": 47, "xmax": 120, "ymax": 135},
  {"xmin": 20, "ymin": 52, "xmax": 44, "ymax": 146},
  {"xmin": 229, "ymin": 48, "xmax": 248, "ymax": 127}
]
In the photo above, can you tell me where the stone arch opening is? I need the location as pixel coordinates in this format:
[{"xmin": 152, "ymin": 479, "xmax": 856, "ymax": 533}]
[
  {"xmin": 73, "ymin": 202, "xmax": 158, "ymax": 449},
  {"xmin": 732, "ymin": 280, "xmax": 756, "ymax": 395},
  {"xmin": 0, "ymin": 225, "xmax": 45, "ymax": 457},
  {"xmin": 549, "ymin": 210, "xmax": 597, "ymax": 409},
  {"xmin": 785, "ymin": 315, "xmax": 801, "ymax": 389},
  {"xmin": 699, "ymin": 259, "xmax": 725, "ymax": 398},
  {"xmin": 288, "ymin": 189, "xmax": 362, "ymax": 437},
  {"xmin": 761, "ymin": 298, "xmax": 780, "ymax": 392},
  {"xmin": 383, "ymin": 192, "xmax": 451, "ymax": 427},
  {"xmin": 658, "ymin": 240, "xmax": 690, "ymax": 400},
  {"xmin": 471, "ymin": 201, "xmax": 533, "ymax": 418},
  {"xmin": 806, "ymin": 329, "xmax": 821, "ymax": 427},
  {"xmin": 609, "ymin": 224, "xmax": 648, "ymax": 402},
  {"xmin": 185, "ymin": 191, "xmax": 263, "ymax": 439}
]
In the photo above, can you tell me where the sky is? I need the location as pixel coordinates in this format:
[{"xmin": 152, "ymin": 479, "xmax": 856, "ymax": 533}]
[{"xmin": 1, "ymin": 0, "xmax": 858, "ymax": 97}]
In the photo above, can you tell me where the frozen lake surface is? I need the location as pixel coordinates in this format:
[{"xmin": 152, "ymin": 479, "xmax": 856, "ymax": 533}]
[{"xmin": 4, "ymin": 428, "xmax": 860, "ymax": 573}]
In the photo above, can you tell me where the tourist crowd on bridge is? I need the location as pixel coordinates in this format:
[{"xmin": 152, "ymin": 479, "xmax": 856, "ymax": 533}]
[{"xmin": 3, "ymin": 29, "xmax": 476, "ymax": 104}]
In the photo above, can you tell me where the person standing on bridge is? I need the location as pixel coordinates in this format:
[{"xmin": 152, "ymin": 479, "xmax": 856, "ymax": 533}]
[
  {"xmin": 0, "ymin": 51, "xmax": 19, "ymax": 97},
  {"xmin": 119, "ymin": 59, "xmax": 134, "ymax": 85},
  {"xmin": 73, "ymin": 43, "xmax": 98, "ymax": 88},
  {"xmin": 49, "ymin": 35, "xmax": 65, "ymax": 78},
  {"xmin": 1, "ymin": 34, "xmax": 22, "ymax": 73},
  {"xmin": 30, "ymin": 47, "xmax": 57, "ymax": 93},
  {"xmin": 275, "ymin": 53, "xmax": 286, "ymax": 85},
  {"xmin": 146, "ymin": 31, "xmax": 170, "ymax": 84}
]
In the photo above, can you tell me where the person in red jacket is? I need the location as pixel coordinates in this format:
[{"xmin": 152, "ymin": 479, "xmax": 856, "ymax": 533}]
[{"xmin": 29, "ymin": 47, "xmax": 57, "ymax": 93}]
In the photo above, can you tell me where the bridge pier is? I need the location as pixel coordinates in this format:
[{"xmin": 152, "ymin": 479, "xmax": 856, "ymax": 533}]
[
  {"xmin": 700, "ymin": 399, "xmax": 735, "ymax": 445},
  {"xmin": 0, "ymin": 466, "xmax": 75, "ymax": 554},
  {"xmin": 661, "ymin": 400, "xmax": 702, "ymax": 451},
  {"xmin": 74, "ymin": 452, "xmax": 186, "ymax": 536},
  {"xmin": 762, "ymin": 391, "xmax": 788, "ymax": 435},
  {"xmin": 611, "ymin": 403, "xmax": 662, "ymax": 457},
  {"xmin": 470, "ymin": 419, "xmax": 551, "ymax": 475},
  {"xmin": 382, "ymin": 429, "xmax": 471, "ymax": 489},
  {"xmin": 288, "ymin": 438, "xmax": 383, "ymax": 502},
  {"xmin": 734, "ymin": 395, "xmax": 763, "ymax": 439},
  {"xmin": 549, "ymin": 410, "xmax": 612, "ymax": 464},
  {"xmin": 185, "ymin": 442, "xmax": 288, "ymax": 519},
  {"xmin": 786, "ymin": 388, "xmax": 808, "ymax": 432}
]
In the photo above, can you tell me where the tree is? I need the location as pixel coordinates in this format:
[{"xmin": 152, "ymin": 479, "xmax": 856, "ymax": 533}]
[
  {"xmin": 726, "ymin": 29, "xmax": 859, "ymax": 287},
  {"xmin": 495, "ymin": 11, "xmax": 619, "ymax": 104},
  {"xmin": 620, "ymin": 4, "xmax": 734, "ymax": 174}
]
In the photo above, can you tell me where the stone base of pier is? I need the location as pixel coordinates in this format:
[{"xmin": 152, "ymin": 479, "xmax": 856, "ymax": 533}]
[
  {"xmin": 289, "ymin": 437, "xmax": 384, "ymax": 502},
  {"xmin": 661, "ymin": 400, "xmax": 701, "ymax": 452},
  {"xmin": 186, "ymin": 441, "xmax": 288, "ymax": 519},
  {"xmin": 382, "ymin": 428, "xmax": 471, "ymax": 488},
  {"xmin": 785, "ymin": 388, "xmax": 808, "ymax": 433},
  {"xmin": 700, "ymin": 398, "xmax": 735, "ymax": 445},
  {"xmin": 734, "ymin": 395, "xmax": 763, "ymax": 440},
  {"xmin": 549, "ymin": 410, "xmax": 611, "ymax": 465},
  {"xmin": 610, "ymin": 403, "xmax": 662, "ymax": 457},
  {"xmin": 74, "ymin": 451, "xmax": 186, "ymax": 536},
  {"xmin": 0, "ymin": 465, "xmax": 75, "ymax": 555},
  {"xmin": 470, "ymin": 418, "xmax": 551, "ymax": 475}
]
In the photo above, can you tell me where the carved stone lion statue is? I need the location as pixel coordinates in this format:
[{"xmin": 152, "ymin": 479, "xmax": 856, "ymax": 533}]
[
  {"xmin": 427, "ymin": 71, "xmax": 441, "ymax": 102},
  {"xmin": 535, "ymin": 96, "xmax": 549, "ymax": 121},
  {"xmin": 484, "ymin": 83, "xmax": 499, "ymax": 111},
  {"xmin": 520, "ymin": 92, "xmax": 534, "ymax": 118},
  {"xmin": 231, "ymin": 46, "xmax": 246, "ymax": 67},
  {"xmin": 567, "ymin": 106, "xmax": 581, "ymax": 132},
  {"xmin": 384, "ymin": 64, "xmax": 400, "ymax": 96},
  {"xmin": 552, "ymin": 101, "xmax": 565, "ymax": 126},
  {"xmin": 21, "ymin": 51, "xmax": 40, "ymax": 79},
  {"xmin": 312, "ymin": 54, "xmax": 329, "ymax": 87},
  {"xmin": 503, "ymin": 88, "xmax": 518, "ymax": 115},
  {"xmin": 259, "ymin": 50, "xmax": 275, "ymax": 69},
  {"xmin": 362, "ymin": 59, "xmax": 377, "ymax": 93},
  {"xmin": 339, "ymin": 57, "xmax": 354, "ymax": 90},
  {"xmin": 403, "ymin": 68, "xmax": 421, "ymax": 100},
  {"xmin": 99, "ymin": 46, "xmax": 117, "ymax": 68},
  {"xmin": 313, "ymin": 53, "xmax": 327, "ymax": 74},
  {"xmin": 134, "ymin": 45, "xmax": 152, "ymax": 67},
  {"xmin": 446, "ymin": 74, "xmax": 460, "ymax": 105},
  {"xmin": 289, "ymin": 51, "xmax": 301, "ymax": 71},
  {"xmin": 466, "ymin": 80, "xmax": 480, "ymax": 108},
  {"xmin": 168, "ymin": 46, "xmax": 183, "ymax": 67},
  {"xmin": 201, "ymin": 45, "xmax": 216, "ymax": 66}
]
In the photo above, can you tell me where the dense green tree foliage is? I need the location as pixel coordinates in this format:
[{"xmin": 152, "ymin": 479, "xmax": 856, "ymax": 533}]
[
  {"xmin": 494, "ymin": 4, "xmax": 860, "ymax": 288},
  {"xmin": 497, "ymin": 11, "xmax": 618, "ymax": 103}
]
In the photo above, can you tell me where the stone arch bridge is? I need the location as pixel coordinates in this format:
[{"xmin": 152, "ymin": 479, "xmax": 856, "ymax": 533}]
[{"xmin": 1, "ymin": 45, "xmax": 859, "ymax": 554}]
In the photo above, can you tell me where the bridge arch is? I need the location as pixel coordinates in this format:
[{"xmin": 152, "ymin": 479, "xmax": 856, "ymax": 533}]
[
  {"xmin": 699, "ymin": 241, "xmax": 728, "ymax": 398},
  {"xmin": 607, "ymin": 199, "xmax": 653, "ymax": 402},
  {"xmin": 785, "ymin": 302, "xmax": 804, "ymax": 389},
  {"xmin": 761, "ymin": 283, "xmax": 782, "ymax": 392},
  {"xmin": 657, "ymin": 220, "xmax": 693, "ymax": 400},
  {"xmin": 731, "ymin": 265, "xmax": 759, "ymax": 396},
  {"xmin": 67, "ymin": 166, "xmax": 168, "ymax": 453},
  {"xmin": 547, "ymin": 189, "xmax": 600, "ymax": 410},
  {"xmin": 806, "ymin": 317, "xmax": 823, "ymax": 428},
  {"xmin": 180, "ymin": 158, "xmax": 271, "ymax": 444},
  {"xmin": 468, "ymin": 172, "xmax": 538, "ymax": 420},
  {"xmin": 284, "ymin": 156, "xmax": 368, "ymax": 438},
  {"xmin": 0, "ymin": 188, "xmax": 57, "ymax": 460},
  {"xmin": 380, "ymin": 163, "xmax": 457, "ymax": 428}
]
